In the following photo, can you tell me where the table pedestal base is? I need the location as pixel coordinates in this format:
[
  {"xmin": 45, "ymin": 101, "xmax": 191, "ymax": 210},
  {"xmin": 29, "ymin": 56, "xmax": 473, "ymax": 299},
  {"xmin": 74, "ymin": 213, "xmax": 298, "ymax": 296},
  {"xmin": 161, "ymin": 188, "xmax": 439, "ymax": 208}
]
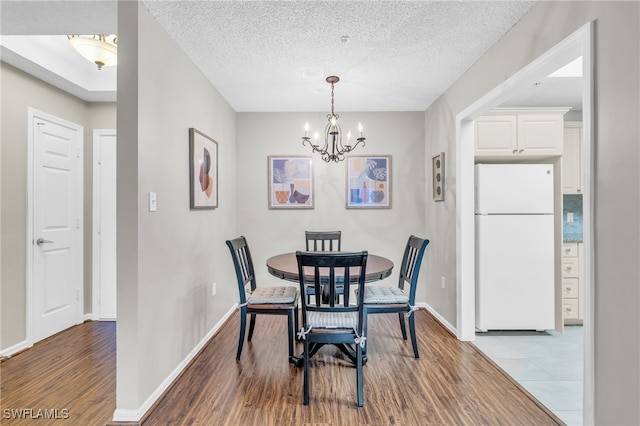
[{"xmin": 291, "ymin": 343, "xmax": 367, "ymax": 368}]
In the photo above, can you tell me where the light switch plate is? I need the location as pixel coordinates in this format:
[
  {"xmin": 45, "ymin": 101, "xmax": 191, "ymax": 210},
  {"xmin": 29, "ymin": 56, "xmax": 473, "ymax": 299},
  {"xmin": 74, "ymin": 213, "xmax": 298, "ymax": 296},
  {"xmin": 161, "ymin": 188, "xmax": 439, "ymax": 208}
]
[{"xmin": 149, "ymin": 192, "xmax": 157, "ymax": 212}]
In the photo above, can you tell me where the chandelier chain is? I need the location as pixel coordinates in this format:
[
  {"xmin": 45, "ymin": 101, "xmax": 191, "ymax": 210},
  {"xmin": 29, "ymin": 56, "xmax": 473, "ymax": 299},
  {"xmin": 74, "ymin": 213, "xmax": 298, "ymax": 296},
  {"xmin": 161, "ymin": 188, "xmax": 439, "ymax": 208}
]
[{"xmin": 330, "ymin": 81, "xmax": 335, "ymax": 117}]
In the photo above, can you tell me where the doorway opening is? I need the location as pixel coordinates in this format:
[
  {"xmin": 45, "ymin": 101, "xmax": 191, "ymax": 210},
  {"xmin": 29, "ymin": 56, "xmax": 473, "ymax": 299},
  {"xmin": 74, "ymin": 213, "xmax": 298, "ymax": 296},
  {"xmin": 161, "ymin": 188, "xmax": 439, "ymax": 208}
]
[
  {"xmin": 92, "ymin": 129, "xmax": 117, "ymax": 320},
  {"xmin": 455, "ymin": 22, "xmax": 594, "ymax": 425}
]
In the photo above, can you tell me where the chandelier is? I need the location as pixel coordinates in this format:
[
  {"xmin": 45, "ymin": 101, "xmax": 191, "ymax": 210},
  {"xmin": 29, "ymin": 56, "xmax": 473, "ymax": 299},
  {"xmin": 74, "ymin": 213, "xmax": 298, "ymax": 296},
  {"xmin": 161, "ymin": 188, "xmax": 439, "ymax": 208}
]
[
  {"xmin": 302, "ymin": 76, "xmax": 365, "ymax": 162},
  {"xmin": 67, "ymin": 34, "xmax": 118, "ymax": 70}
]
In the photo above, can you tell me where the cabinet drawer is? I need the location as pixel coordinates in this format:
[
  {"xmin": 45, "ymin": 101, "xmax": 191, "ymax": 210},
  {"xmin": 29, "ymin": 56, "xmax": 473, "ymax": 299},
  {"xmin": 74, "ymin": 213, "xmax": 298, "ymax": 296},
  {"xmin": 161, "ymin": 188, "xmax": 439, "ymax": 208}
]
[
  {"xmin": 562, "ymin": 278, "xmax": 579, "ymax": 298},
  {"xmin": 563, "ymin": 299, "xmax": 579, "ymax": 320},
  {"xmin": 562, "ymin": 258, "xmax": 579, "ymax": 277},
  {"xmin": 562, "ymin": 243, "xmax": 578, "ymax": 257}
]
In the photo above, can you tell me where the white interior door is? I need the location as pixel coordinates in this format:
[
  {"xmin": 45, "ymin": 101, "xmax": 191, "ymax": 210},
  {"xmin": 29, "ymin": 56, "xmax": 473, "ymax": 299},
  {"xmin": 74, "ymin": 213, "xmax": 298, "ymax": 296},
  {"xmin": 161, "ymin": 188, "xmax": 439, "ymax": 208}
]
[
  {"xmin": 92, "ymin": 130, "xmax": 117, "ymax": 320},
  {"xmin": 29, "ymin": 108, "xmax": 83, "ymax": 343}
]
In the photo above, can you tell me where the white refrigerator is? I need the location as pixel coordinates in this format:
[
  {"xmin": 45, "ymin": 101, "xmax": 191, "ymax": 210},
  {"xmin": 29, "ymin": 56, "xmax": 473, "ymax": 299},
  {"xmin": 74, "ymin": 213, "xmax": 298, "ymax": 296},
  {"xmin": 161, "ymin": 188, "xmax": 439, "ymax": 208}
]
[{"xmin": 475, "ymin": 164, "xmax": 555, "ymax": 331}]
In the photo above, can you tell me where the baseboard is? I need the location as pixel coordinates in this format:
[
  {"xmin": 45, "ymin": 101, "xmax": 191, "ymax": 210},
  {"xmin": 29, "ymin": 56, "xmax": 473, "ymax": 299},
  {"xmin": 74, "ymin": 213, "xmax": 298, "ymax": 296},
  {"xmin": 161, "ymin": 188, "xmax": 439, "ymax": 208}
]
[
  {"xmin": 1, "ymin": 338, "xmax": 32, "ymax": 358},
  {"xmin": 84, "ymin": 313, "xmax": 117, "ymax": 322},
  {"xmin": 112, "ymin": 305, "xmax": 237, "ymax": 423},
  {"xmin": 418, "ymin": 302, "xmax": 457, "ymax": 337}
]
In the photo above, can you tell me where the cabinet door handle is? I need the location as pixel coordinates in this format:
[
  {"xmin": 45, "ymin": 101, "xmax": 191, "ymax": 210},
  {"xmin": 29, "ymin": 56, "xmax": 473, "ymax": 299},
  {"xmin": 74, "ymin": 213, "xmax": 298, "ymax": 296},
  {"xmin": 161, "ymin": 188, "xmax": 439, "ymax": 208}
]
[
  {"xmin": 518, "ymin": 148, "xmax": 525, "ymax": 153},
  {"xmin": 512, "ymin": 149, "xmax": 518, "ymax": 154}
]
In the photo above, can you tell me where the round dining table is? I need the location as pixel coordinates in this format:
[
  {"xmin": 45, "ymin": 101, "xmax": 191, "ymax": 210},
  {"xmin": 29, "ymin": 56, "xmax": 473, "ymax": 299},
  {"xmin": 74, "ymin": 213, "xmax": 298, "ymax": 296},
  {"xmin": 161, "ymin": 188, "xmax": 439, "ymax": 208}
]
[{"xmin": 266, "ymin": 251, "xmax": 394, "ymax": 283}]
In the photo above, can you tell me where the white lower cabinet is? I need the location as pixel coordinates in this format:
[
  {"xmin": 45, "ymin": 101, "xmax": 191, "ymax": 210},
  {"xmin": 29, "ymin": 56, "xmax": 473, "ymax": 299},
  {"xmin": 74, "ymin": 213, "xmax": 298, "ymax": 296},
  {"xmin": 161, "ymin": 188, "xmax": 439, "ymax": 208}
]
[{"xmin": 562, "ymin": 242, "xmax": 583, "ymax": 324}]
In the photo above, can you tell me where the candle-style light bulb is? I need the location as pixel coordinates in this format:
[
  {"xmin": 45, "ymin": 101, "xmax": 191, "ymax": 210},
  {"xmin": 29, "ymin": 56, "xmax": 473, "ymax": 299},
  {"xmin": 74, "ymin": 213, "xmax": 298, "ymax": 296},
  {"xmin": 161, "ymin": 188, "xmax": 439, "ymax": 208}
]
[
  {"xmin": 358, "ymin": 122, "xmax": 363, "ymax": 138},
  {"xmin": 347, "ymin": 131, "xmax": 352, "ymax": 145},
  {"xmin": 304, "ymin": 122, "xmax": 309, "ymax": 137}
]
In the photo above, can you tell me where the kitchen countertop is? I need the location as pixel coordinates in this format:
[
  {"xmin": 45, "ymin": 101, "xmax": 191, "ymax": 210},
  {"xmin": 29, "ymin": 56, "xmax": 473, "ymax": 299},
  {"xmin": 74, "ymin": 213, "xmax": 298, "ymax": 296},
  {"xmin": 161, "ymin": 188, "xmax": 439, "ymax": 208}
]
[{"xmin": 563, "ymin": 235, "xmax": 583, "ymax": 243}]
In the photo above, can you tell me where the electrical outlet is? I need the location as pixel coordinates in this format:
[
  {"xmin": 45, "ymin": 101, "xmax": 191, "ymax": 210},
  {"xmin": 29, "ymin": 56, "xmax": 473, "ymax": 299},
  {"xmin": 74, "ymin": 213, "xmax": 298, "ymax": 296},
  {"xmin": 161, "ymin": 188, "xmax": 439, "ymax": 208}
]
[
  {"xmin": 212, "ymin": 282, "xmax": 217, "ymax": 296},
  {"xmin": 441, "ymin": 276, "xmax": 446, "ymax": 289}
]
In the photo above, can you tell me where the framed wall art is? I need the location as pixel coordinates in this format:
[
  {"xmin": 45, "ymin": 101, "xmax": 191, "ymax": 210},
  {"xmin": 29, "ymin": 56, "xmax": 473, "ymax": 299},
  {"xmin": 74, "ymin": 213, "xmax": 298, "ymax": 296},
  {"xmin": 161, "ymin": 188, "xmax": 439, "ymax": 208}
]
[
  {"xmin": 268, "ymin": 156, "xmax": 314, "ymax": 209},
  {"xmin": 432, "ymin": 152, "xmax": 445, "ymax": 201},
  {"xmin": 189, "ymin": 128, "xmax": 218, "ymax": 209},
  {"xmin": 346, "ymin": 155, "xmax": 391, "ymax": 209}
]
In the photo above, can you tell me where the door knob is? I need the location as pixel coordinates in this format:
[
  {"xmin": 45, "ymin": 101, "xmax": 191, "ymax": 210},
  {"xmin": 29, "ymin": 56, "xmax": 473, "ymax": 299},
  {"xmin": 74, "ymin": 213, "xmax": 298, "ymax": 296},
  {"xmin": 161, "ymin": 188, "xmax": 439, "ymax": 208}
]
[{"xmin": 36, "ymin": 238, "xmax": 53, "ymax": 246}]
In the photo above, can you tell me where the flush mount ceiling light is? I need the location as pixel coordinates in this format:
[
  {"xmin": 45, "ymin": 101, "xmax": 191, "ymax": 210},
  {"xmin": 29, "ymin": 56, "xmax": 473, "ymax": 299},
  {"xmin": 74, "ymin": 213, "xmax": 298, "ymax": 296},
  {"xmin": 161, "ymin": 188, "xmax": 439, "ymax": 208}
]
[
  {"xmin": 302, "ymin": 76, "xmax": 366, "ymax": 163},
  {"xmin": 67, "ymin": 34, "xmax": 118, "ymax": 70}
]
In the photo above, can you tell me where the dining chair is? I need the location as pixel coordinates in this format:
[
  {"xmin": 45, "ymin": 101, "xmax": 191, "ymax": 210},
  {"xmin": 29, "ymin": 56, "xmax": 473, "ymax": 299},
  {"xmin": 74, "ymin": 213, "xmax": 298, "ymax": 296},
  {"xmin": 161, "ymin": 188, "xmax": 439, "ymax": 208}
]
[
  {"xmin": 296, "ymin": 250, "xmax": 368, "ymax": 407},
  {"xmin": 304, "ymin": 231, "xmax": 342, "ymax": 303},
  {"xmin": 362, "ymin": 235, "xmax": 429, "ymax": 358},
  {"xmin": 225, "ymin": 236, "xmax": 299, "ymax": 364},
  {"xmin": 305, "ymin": 230, "xmax": 342, "ymax": 251}
]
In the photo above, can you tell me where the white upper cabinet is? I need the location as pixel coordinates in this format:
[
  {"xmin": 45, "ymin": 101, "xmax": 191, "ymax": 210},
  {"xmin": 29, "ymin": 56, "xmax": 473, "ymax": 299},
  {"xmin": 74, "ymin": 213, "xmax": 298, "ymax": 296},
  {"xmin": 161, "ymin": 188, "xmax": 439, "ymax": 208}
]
[
  {"xmin": 475, "ymin": 108, "xmax": 570, "ymax": 159},
  {"xmin": 562, "ymin": 122, "xmax": 583, "ymax": 194},
  {"xmin": 475, "ymin": 115, "xmax": 517, "ymax": 155}
]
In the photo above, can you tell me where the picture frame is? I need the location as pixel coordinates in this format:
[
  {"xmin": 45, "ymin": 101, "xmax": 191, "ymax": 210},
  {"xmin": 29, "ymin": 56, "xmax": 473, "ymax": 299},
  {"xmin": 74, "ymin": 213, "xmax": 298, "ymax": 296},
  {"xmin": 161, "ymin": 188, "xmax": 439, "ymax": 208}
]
[
  {"xmin": 346, "ymin": 155, "xmax": 391, "ymax": 209},
  {"xmin": 432, "ymin": 152, "xmax": 445, "ymax": 201},
  {"xmin": 189, "ymin": 128, "xmax": 218, "ymax": 209},
  {"xmin": 268, "ymin": 156, "xmax": 314, "ymax": 209}
]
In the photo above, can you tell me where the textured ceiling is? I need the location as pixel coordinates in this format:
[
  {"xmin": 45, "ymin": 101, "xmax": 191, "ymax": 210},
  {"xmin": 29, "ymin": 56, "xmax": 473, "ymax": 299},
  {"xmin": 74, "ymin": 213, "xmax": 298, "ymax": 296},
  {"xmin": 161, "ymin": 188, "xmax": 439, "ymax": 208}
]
[
  {"xmin": 141, "ymin": 0, "xmax": 537, "ymax": 111},
  {"xmin": 1, "ymin": 1, "xmax": 550, "ymax": 112}
]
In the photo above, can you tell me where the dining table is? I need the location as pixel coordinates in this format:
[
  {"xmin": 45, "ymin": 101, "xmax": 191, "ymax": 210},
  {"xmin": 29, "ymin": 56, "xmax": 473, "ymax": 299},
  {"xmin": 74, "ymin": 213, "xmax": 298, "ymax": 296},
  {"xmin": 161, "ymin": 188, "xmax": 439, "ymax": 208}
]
[
  {"xmin": 266, "ymin": 251, "xmax": 394, "ymax": 284},
  {"xmin": 266, "ymin": 251, "xmax": 394, "ymax": 366}
]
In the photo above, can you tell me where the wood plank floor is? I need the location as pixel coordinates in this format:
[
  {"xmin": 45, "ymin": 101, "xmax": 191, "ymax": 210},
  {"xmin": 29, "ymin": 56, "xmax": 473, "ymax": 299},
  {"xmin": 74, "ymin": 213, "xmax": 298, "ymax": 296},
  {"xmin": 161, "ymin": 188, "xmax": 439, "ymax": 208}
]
[
  {"xmin": 1, "ymin": 321, "xmax": 116, "ymax": 425},
  {"xmin": 1, "ymin": 310, "xmax": 562, "ymax": 425}
]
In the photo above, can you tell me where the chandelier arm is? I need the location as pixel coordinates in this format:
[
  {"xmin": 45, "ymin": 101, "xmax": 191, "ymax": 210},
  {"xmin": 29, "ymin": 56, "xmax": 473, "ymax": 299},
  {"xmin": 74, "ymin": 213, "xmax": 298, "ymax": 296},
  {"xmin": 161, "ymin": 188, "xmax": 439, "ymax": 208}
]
[
  {"xmin": 302, "ymin": 138, "xmax": 325, "ymax": 156},
  {"xmin": 348, "ymin": 138, "xmax": 366, "ymax": 152}
]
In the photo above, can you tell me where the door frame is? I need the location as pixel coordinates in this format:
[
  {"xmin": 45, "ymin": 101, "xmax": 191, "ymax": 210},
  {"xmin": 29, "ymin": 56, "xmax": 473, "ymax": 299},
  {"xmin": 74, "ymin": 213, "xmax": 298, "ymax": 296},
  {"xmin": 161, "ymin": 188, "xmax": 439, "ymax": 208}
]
[
  {"xmin": 92, "ymin": 129, "xmax": 117, "ymax": 320},
  {"xmin": 455, "ymin": 22, "xmax": 594, "ymax": 423},
  {"xmin": 26, "ymin": 107, "xmax": 84, "ymax": 345}
]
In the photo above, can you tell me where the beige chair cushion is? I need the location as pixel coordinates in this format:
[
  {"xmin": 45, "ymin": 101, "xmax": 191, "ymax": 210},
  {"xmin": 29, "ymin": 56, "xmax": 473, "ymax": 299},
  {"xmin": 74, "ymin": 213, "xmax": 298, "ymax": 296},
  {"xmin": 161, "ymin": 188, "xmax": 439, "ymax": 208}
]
[
  {"xmin": 308, "ymin": 311, "xmax": 358, "ymax": 329},
  {"xmin": 363, "ymin": 286, "xmax": 409, "ymax": 304},
  {"xmin": 248, "ymin": 286, "xmax": 298, "ymax": 304}
]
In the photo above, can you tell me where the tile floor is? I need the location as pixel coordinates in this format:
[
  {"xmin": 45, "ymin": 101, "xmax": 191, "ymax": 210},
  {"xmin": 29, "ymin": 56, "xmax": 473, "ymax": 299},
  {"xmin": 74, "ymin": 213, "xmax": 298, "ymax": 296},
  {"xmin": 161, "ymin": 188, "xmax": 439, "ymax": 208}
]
[{"xmin": 473, "ymin": 325, "xmax": 583, "ymax": 426}]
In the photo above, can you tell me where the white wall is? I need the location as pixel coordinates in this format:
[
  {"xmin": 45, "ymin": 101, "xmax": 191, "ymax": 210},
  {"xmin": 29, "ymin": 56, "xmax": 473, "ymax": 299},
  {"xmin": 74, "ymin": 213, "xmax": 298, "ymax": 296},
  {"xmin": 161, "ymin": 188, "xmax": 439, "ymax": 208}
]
[
  {"xmin": 423, "ymin": 1, "xmax": 639, "ymax": 424},
  {"xmin": 236, "ymin": 112, "xmax": 427, "ymax": 293},
  {"xmin": 116, "ymin": 2, "xmax": 237, "ymax": 415}
]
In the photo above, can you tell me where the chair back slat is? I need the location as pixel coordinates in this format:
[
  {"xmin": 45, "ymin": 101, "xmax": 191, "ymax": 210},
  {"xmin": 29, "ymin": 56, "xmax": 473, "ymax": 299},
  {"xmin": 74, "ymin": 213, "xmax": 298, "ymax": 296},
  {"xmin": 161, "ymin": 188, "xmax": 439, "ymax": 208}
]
[{"xmin": 305, "ymin": 231, "xmax": 342, "ymax": 252}]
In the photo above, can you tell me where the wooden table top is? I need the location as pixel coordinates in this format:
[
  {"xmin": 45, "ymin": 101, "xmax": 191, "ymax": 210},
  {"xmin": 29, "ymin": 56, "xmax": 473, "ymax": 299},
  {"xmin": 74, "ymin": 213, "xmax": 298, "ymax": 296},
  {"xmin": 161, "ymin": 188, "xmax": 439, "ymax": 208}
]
[{"xmin": 266, "ymin": 251, "xmax": 394, "ymax": 283}]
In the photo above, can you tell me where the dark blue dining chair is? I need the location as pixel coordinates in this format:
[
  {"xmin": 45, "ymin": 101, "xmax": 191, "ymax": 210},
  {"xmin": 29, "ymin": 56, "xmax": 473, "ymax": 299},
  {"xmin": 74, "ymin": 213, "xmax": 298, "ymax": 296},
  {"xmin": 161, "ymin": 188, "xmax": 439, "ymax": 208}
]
[
  {"xmin": 362, "ymin": 235, "xmax": 429, "ymax": 358},
  {"xmin": 296, "ymin": 250, "xmax": 368, "ymax": 407},
  {"xmin": 305, "ymin": 230, "xmax": 342, "ymax": 251},
  {"xmin": 304, "ymin": 230, "xmax": 343, "ymax": 303},
  {"xmin": 226, "ymin": 236, "xmax": 299, "ymax": 363}
]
